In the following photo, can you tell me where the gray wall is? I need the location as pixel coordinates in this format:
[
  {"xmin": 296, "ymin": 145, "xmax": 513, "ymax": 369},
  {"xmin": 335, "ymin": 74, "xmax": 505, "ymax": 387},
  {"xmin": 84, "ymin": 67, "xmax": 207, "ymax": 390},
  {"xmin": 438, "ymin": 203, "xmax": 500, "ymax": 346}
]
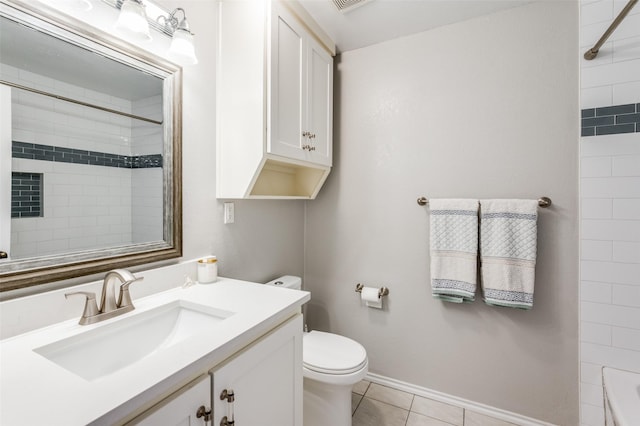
[{"xmin": 304, "ymin": 2, "xmax": 579, "ymax": 424}]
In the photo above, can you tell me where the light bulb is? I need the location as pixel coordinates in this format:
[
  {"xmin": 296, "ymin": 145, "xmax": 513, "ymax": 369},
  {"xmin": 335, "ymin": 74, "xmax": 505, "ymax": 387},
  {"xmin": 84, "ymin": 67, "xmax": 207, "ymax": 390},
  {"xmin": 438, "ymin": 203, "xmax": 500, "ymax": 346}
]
[
  {"xmin": 168, "ymin": 27, "xmax": 198, "ymax": 65},
  {"xmin": 115, "ymin": 0, "xmax": 152, "ymax": 42}
]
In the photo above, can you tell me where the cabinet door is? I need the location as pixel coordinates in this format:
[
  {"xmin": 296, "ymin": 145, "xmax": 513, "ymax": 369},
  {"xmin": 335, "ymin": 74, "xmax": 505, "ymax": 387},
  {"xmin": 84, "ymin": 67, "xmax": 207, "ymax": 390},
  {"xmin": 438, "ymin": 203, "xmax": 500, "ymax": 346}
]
[
  {"xmin": 212, "ymin": 315, "xmax": 303, "ymax": 426},
  {"xmin": 305, "ymin": 37, "xmax": 333, "ymax": 167},
  {"xmin": 269, "ymin": 4, "xmax": 306, "ymax": 161},
  {"xmin": 129, "ymin": 375, "xmax": 211, "ymax": 426}
]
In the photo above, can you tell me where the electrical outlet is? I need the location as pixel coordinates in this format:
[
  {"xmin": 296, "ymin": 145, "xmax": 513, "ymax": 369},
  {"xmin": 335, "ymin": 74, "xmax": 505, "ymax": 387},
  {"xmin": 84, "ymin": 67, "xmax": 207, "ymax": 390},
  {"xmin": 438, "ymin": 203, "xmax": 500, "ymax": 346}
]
[{"xmin": 224, "ymin": 202, "xmax": 235, "ymax": 224}]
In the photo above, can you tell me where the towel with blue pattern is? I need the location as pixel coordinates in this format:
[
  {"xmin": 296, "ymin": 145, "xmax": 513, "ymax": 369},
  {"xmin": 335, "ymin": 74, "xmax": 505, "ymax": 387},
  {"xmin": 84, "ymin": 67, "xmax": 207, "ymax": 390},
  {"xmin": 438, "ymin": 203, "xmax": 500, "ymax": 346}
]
[
  {"xmin": 480, "ymin": 199, "xmax": 538, "ymax": 309},
  {"xmin": 429, "ymin": 199, "xmax": 479, "ymax": 303}
]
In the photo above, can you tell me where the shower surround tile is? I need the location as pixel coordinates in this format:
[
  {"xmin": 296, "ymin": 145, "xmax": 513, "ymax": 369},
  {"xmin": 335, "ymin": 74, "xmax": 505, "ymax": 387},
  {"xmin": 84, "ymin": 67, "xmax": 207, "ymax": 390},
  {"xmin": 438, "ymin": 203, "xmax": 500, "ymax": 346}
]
[
  {"xmin": 11, "ymin": 172, "xmax": 42, "ymax": 218},
  {"xmin": 581, "ymin": 102, "xmax": 640, "ymax": 136},
  {"xmin": 12, "ymin": 141, "xmax": 163, "ymax": 169}
]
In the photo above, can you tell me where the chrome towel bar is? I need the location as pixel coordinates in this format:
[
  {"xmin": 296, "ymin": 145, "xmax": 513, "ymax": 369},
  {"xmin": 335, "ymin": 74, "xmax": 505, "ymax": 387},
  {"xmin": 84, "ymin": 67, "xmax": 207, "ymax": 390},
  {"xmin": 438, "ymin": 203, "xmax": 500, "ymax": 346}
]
[{"xmin": 416, "ymin": 196, "xmax": 552, "ymax": 208}]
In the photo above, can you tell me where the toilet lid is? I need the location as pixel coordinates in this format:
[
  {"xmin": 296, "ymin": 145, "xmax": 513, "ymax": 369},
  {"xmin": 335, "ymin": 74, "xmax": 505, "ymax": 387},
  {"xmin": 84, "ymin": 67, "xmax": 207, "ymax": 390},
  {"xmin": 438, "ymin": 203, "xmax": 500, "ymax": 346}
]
[{"xmin": 303, "ymin": 331, "xmax": 367, "ymax": 375}]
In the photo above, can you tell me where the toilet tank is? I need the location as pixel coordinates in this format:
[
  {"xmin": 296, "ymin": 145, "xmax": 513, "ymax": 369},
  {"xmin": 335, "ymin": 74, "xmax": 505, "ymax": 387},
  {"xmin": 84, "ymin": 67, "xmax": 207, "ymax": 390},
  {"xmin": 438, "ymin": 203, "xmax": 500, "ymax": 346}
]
[{"xmin": 265, "ymin": 275, "xmax": 302, "ymax": 290}]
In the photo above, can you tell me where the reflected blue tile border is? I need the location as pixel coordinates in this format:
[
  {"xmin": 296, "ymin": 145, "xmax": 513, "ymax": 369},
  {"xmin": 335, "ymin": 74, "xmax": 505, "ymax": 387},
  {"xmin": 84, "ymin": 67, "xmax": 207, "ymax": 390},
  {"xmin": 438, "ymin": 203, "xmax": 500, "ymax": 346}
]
[{"xmin": 11, "ymin": 141, "xmax": 162, "ymax": 169}]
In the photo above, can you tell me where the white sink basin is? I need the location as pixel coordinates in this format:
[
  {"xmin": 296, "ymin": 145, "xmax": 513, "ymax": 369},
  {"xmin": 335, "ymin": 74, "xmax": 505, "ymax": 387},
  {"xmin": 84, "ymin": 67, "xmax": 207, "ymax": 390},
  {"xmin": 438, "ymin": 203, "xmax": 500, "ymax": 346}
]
[{"xmin": 34, "ymin": 300, "xmax": 234, "ymax": 381}]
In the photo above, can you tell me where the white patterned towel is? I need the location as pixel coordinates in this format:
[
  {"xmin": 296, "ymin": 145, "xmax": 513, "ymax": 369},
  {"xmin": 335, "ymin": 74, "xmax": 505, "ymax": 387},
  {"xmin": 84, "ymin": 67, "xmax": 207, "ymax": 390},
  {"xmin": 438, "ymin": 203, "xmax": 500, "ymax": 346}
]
[
  {"xmin": 480, "ymin": 199, "xmax": 538, "ymax": 309},
  {"xmin": 429, "ymin": 199, "xmax": 479, "ymax": 303}
]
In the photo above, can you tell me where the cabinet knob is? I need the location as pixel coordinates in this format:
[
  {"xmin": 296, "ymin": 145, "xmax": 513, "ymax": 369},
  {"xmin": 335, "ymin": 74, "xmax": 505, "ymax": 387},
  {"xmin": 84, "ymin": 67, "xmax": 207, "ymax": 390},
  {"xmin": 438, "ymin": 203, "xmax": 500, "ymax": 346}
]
[
  {"xmin": 196, "ymin": 405, "xmax": 212, "ymax": 423},
  {"xmin": 220, "ymin": 416, "xmax": 234, "ymax": 426},
  {"xmin": 302, "ymin": 131, "xmax": 310, "ymax": 137},
  {"xmin": 220, "ymin": 389, "xmax": 235, "ymax": 402}
]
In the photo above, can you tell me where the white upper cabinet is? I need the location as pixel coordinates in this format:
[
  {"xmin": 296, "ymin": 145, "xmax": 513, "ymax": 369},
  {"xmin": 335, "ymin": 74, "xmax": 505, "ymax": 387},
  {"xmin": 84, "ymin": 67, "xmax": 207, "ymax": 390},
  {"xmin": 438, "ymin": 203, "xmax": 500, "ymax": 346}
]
[
  {"xmin": 306, "ymin": 37, "xmax": 333, "ymax": 164},
  {"xmin": 269, "ymin": 3, "xmax": 333, "ymax": 167},
  {"xmin": 217, "ymin": 0, "xmax": 335, "ymax": 199}
]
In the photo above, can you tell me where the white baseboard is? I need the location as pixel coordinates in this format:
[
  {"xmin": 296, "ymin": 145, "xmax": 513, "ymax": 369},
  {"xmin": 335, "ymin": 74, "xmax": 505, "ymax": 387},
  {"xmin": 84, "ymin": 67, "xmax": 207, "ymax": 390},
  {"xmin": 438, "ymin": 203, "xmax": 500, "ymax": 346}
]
[{"xmin": 365, "ymin": 372, "xmax": 557, "ymax": 426}]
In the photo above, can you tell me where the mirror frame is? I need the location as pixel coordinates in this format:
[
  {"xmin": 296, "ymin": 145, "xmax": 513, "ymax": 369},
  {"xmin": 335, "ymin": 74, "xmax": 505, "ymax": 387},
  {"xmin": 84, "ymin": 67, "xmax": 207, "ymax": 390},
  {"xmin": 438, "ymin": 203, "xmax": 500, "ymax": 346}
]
[{"xmin": 0, "ymin": 0, "xmax": 182, "ymax": 293}]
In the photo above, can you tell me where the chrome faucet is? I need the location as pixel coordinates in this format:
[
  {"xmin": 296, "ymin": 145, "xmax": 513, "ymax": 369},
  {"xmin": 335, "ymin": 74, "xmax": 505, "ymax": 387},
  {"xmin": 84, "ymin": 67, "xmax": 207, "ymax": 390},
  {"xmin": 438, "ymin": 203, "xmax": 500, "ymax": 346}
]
[
  {"xmin": 66, "ymin": 269, "xmax": 144, "ymax": 325},
  {"xmin": 100, "ymin": 269, "xmax": 140, "ymax": 313}
]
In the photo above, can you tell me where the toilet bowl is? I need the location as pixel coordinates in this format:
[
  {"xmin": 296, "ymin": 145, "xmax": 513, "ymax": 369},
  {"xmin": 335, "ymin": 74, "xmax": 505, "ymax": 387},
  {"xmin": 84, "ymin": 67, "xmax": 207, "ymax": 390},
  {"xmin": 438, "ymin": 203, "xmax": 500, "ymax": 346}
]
[
  {"xmin": 265, "ymin": 276, "xmax": 368, "ymax": 426},
  {"xmin": 303, "ymin": 330, "xmax": 368, "ymax": 426}
]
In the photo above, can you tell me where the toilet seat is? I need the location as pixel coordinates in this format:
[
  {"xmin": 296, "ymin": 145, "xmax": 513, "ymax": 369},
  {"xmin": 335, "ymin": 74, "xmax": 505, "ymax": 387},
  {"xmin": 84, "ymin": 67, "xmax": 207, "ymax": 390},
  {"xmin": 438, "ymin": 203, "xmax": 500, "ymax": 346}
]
[{"xmin": 303, "ymin": 331, "xmax": 368, "ymax": 375}]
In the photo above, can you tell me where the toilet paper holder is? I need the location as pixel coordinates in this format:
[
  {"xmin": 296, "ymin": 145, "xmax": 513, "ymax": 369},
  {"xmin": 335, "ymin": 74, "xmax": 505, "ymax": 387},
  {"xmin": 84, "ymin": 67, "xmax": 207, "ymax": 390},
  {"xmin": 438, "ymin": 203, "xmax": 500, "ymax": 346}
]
[{"xmin": 355, "ymin": 283, "xmax": 389, "ymax": 299}]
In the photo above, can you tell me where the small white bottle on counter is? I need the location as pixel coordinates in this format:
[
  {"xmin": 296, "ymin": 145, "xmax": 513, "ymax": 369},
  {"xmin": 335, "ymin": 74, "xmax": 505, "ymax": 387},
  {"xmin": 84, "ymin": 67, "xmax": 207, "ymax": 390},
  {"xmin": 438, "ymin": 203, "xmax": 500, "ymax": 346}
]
[{"xmin": 197, "ymin": 256, "xmax": 218, "ymax": 283}]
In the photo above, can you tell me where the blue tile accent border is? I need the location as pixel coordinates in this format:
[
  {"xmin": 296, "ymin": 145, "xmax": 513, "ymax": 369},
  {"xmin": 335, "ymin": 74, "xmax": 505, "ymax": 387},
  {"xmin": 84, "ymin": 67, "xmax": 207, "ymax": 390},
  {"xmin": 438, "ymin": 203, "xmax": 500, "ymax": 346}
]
[
  {"xmin": 581, "ymin": 103, "xmax": 640, "ymax": 137},
  {"xmin": 11, "ymin": 141, "xmax": 163, "ymax": 169},
  {"xmin": 11, "ymin": 172, "xmax": 42, "ymax": 218}
]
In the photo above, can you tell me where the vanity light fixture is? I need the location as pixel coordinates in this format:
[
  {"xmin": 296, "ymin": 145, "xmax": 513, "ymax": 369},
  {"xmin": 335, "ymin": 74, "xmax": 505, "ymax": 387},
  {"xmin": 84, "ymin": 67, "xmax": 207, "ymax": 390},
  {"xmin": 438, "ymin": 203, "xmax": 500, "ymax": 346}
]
[
  {"xmin": 158, "ymin": 8, "xmax": 198, "ymax": 65},
  {"xmin": 105, "ymin": 0, "xmax": 198, "ymax": 65},
  {"xmin": 114, "ymin": 0, "xmax": 152, "ymax": 42}
]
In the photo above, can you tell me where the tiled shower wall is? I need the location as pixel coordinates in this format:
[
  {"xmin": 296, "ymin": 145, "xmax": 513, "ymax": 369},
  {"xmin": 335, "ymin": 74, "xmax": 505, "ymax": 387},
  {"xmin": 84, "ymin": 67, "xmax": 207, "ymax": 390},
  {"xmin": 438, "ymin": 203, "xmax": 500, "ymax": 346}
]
[
  {"xmin": 579, "ymin": 1, "xmax": 640, "ymax": 425},
  {"xmin": 1, "ymin": 63, "xmax": 163, "ymax": 258},
  {"xmin": 3, "ymin": 63, "xmax": 133, "ymax": 258},
  {"xmin": 131, "ymin": 95, "xmax": 163, "ymax": 244}
]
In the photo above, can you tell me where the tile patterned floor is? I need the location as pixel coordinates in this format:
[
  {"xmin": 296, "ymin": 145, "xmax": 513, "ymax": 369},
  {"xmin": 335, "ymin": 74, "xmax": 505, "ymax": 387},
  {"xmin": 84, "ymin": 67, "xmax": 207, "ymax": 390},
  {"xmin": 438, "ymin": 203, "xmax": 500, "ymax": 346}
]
[{"xmin": 352, "ymin": 381, "xmax": 518, "ymax": 426}]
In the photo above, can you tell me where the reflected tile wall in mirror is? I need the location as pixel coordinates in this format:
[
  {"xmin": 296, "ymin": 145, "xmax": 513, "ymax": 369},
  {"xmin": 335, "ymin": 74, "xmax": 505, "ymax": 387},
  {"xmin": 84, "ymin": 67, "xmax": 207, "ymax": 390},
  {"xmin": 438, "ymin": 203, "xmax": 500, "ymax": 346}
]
[{"xmin": 2, "ymin": 62, "xmax": 163, "ymax": 260}]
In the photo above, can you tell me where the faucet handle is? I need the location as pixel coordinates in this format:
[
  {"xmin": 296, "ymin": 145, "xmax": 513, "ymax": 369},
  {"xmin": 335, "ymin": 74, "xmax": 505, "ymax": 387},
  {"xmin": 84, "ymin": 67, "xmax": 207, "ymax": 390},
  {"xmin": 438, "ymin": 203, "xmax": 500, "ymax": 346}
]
[
  {"xmin": 65, "ymin": 291, "xmax": 100, "ymax": 324},
  {"xmin": 117, "ymin": 276, "xmax": 144, "ymax": 309}
]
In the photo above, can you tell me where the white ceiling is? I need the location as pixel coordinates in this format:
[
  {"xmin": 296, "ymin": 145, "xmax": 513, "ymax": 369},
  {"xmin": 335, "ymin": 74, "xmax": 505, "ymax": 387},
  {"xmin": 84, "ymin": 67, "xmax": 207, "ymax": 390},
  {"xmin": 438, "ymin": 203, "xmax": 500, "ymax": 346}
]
[{"xmin": 298, "ymin": 0, "xmax": 534, "ymax": 53}]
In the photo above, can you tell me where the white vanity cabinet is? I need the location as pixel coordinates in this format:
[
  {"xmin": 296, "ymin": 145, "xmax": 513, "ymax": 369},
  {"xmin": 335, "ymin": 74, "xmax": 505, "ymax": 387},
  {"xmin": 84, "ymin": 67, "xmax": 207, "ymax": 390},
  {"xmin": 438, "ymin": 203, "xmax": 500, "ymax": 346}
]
[
  {"xmin": 0, "ymin": 279, "xmax": 310, "ymax": 426},
  {"xmin": 128, "ymin": 376, "xmax": 211, "ymax": 426},
  {"xmin": 128, "ymin": 314, "xmax": 303, "ymax": 426},
  {"xmin": 211, "ymin": 314, "xmax": 303, "ymax": 426},
  {"xmin": 217, "ymin": 0, "xmax": 335, "ymax": 199}
]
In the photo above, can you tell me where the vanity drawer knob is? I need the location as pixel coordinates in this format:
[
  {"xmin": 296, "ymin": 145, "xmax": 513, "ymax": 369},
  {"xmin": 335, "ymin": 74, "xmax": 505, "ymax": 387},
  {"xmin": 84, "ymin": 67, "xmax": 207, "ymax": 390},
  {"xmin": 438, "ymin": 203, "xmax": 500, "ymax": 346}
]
[{"xmin": 196, "ymin": 405, "xmax": 212, "ymax": 423}]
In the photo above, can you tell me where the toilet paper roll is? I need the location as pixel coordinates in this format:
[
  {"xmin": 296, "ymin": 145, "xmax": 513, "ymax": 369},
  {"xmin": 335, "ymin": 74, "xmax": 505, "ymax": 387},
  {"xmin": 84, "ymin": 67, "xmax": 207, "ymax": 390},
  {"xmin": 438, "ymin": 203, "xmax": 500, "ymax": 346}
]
[{"xmin": 361, "ymin": 286, "xmax": 383, "ymax": 309}]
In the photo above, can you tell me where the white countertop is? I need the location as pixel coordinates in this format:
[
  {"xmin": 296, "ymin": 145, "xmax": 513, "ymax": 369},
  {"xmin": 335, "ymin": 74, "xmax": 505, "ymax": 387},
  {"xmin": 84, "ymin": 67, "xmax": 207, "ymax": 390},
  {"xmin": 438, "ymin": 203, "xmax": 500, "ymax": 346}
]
[{"xmin": 0, "ymin": 278, "xmax": 309, "ymax": 426}]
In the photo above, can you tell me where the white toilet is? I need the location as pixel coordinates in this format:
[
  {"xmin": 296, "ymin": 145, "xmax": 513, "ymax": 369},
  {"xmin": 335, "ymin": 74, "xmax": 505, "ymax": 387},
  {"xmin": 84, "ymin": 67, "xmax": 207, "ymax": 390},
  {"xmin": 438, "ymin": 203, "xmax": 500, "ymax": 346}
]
[{"xmin": 265, "ymin": 276, "xmax": 368, "ymax": 426}]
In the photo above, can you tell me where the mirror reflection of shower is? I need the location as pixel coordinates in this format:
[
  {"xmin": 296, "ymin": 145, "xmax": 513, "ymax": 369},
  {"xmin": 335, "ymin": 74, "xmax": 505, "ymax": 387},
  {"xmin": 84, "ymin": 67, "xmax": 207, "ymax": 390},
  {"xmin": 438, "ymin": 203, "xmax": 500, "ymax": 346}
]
[{"xmin": 0, "ymin": 15, "xmax": 164, "ymax": 261}]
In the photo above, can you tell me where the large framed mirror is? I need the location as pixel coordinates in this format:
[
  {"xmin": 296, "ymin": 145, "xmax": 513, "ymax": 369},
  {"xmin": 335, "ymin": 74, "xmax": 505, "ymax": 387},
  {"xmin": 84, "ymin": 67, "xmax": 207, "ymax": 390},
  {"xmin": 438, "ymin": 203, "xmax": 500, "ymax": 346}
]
[{"xmin": 0, "ymin": 1, "xmax": 182, "ymax": 293}]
